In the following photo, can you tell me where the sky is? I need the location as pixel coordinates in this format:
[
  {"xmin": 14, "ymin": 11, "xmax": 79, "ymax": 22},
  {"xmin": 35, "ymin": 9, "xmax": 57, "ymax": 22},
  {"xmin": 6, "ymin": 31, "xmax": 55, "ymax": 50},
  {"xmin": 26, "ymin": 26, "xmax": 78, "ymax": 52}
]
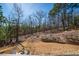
[{"xmin": 1, "ymin": 3, "xmax": 53, "ymax": 18}]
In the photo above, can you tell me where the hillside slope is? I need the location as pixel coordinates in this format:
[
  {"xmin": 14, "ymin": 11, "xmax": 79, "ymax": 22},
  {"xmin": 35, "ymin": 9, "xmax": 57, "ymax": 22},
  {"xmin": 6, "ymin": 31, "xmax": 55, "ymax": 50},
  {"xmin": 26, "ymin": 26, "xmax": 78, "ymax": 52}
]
[{"xmin": 0, "ymin": 30, "xmax": 79, "ymax": 55}]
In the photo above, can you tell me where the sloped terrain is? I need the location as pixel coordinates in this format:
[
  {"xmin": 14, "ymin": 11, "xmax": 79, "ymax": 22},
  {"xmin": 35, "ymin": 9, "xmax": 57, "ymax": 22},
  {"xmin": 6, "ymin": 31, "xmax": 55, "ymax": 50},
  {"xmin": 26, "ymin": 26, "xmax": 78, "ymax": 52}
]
[
  {"xmin": 0, "ymin": 30, "xmax": 79, "ymax": 55},
  {"xmin": 41, "ymin": 30, "xmax": 79, "ymax": 44},
  {"xmin": 22, "ymin": 41, "xmax": 79, "ymax": 55}
]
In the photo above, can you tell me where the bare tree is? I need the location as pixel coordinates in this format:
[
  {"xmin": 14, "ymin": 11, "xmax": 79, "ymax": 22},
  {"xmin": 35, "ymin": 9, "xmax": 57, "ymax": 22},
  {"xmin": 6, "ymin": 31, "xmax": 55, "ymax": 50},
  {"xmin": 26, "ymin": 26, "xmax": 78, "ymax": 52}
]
[
  {"xmin": 34, "ymin": 10, "xmax": 46, "ymax": 31},
  {"xmin": 12, "ymin": 4, "xmax": 23, "ymax": 43}
]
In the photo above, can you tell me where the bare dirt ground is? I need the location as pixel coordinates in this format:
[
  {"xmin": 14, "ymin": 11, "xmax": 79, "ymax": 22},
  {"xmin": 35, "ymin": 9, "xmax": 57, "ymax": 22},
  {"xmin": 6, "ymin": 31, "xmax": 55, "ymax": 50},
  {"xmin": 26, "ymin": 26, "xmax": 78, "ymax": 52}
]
[
  {"xmin": 0, "ymin": 30, "xmax": 79, "ymax": 55},
  {"xmin": 22, "ymin": 41, "xmax": 79, "ymax": 55}
]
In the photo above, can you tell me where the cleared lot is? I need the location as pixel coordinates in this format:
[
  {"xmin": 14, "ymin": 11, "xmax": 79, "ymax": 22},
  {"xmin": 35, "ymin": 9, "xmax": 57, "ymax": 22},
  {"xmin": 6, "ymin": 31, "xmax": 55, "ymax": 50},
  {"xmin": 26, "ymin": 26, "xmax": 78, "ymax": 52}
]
[{"xmin": 0, "ymin": 30, "xmax": 79, "ymax": 55}]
